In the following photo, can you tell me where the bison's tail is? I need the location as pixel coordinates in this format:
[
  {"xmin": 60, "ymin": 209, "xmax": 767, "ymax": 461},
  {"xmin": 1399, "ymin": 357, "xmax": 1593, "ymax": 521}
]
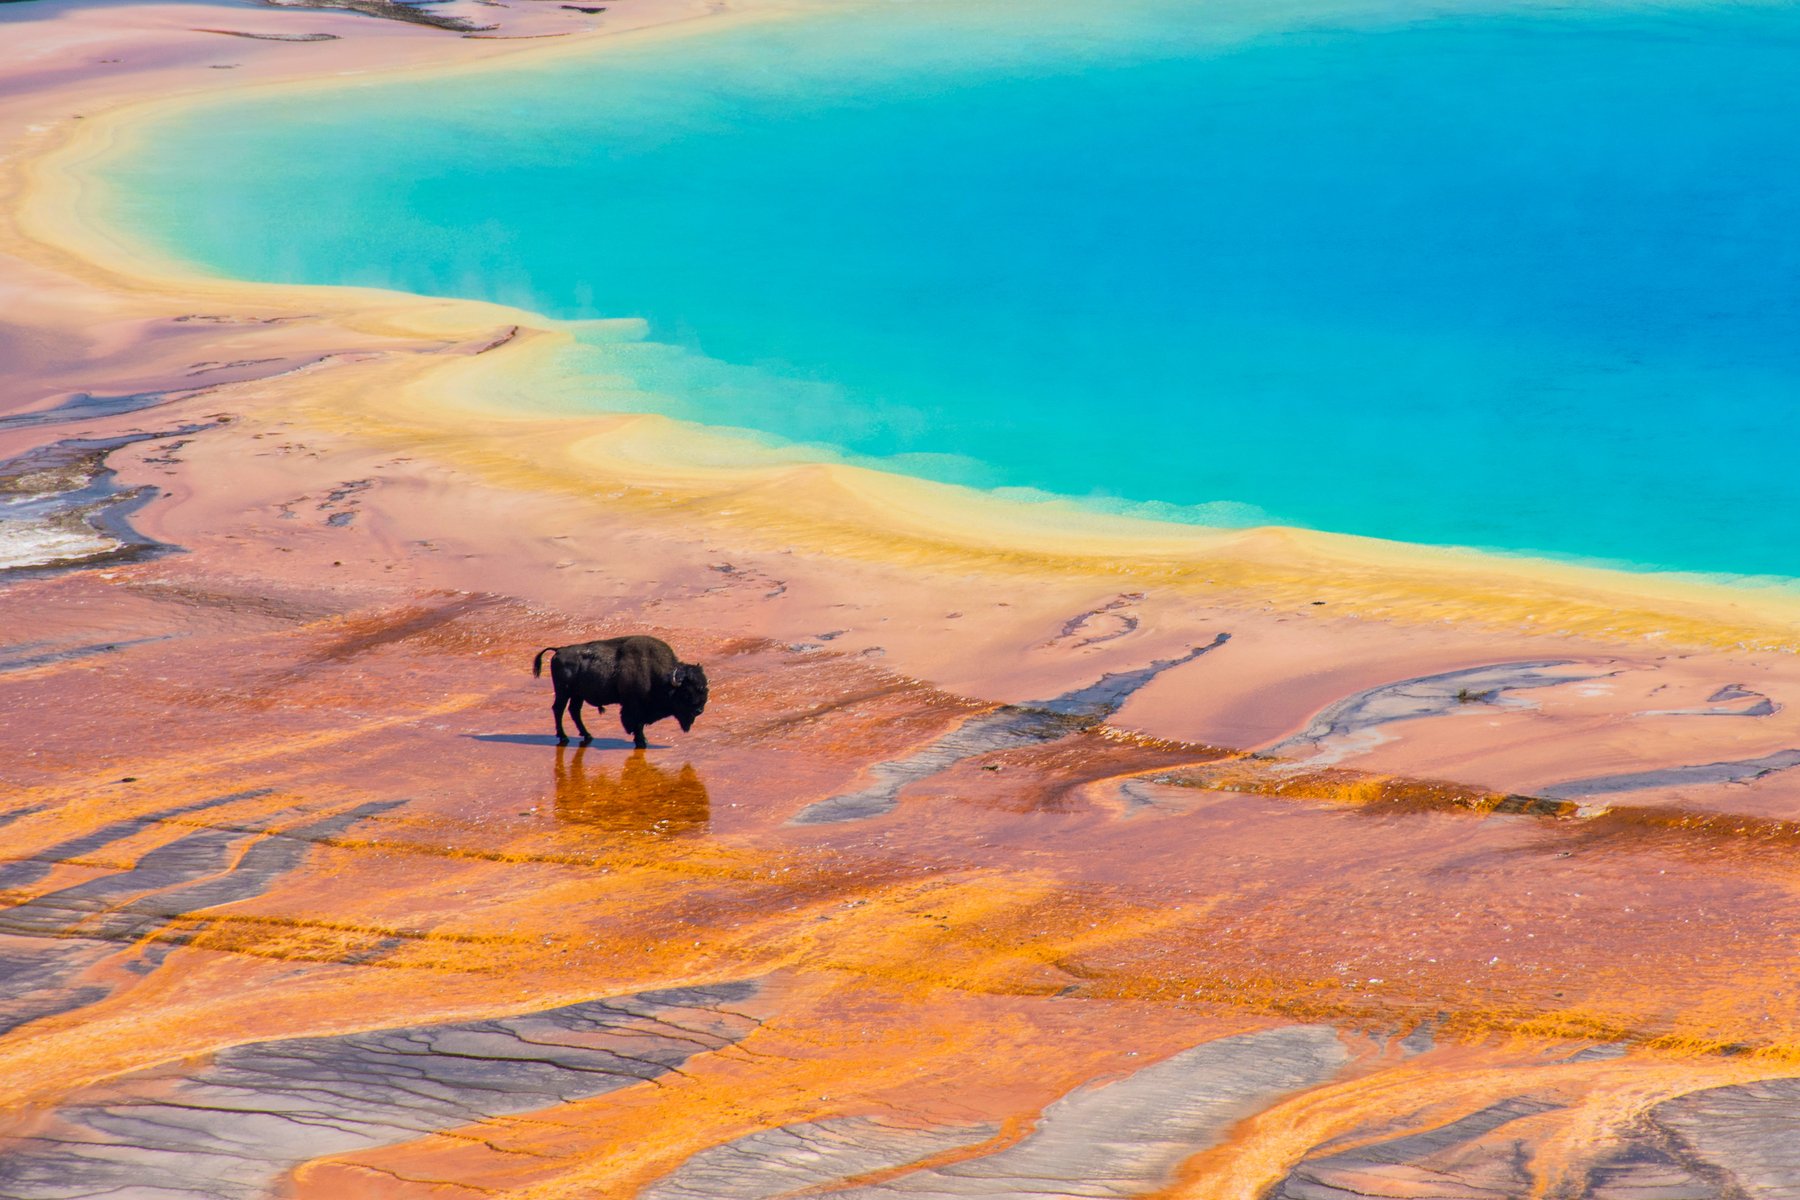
[{"xmin": 532, "ymin": 647, "xmax": 559, "ymax": 678}]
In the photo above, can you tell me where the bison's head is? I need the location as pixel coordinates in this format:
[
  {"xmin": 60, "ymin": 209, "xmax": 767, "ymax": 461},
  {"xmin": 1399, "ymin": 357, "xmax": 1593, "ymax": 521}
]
[{"xmin": 670, "ymin": 663, "xmax": 709, "ymax": 732}]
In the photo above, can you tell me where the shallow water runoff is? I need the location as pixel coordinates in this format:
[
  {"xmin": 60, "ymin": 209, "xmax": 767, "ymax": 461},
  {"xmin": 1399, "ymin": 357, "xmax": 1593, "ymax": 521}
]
[{"xmin": 102, "ymin": 0, "xmax": 1800, "ymax": 579}]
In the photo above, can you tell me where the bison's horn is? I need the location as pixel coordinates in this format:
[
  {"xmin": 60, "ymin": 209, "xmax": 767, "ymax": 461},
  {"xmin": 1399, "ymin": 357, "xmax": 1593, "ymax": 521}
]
[{"xmin": 671, "ymin": 665, "xmax": 688, "ymax": 687}]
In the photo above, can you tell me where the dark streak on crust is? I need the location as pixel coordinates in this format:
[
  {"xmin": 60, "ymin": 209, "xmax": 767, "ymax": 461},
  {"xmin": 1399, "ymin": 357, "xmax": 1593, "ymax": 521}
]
[
  {"xmin": 469, "ymin": 324, "xmax": 521, "ymax": 355},
  {"xmin": 253, "ymin": 0, "xmax": 494, "ymax": 32},
  {"xmin": 0, "ymin": 388, "xmax": 204, "ymax": 432},
  {"xmin": 191, "ymin": 27, "xmax": 341, "ymax": 41}
]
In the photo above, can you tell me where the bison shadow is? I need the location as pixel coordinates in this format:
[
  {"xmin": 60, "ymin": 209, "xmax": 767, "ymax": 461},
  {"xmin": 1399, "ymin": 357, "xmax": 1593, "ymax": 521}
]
[
  {"xmin": 467, "ymin": 733, "xmax": 665, "ymax": 751},
  {"xmin": 550, "ymin": 745, "xmax": 709, "ymax": 836}
]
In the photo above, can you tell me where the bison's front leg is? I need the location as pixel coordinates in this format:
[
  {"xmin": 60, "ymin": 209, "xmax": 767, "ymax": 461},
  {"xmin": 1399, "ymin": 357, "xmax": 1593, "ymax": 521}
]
[
  {"xmin": 620, "ymin": 705, "xmax": 648, "ymax": 750},
  {"xmin": 569, "ymin": 696, "xmax": 595, "ymax": 745}
]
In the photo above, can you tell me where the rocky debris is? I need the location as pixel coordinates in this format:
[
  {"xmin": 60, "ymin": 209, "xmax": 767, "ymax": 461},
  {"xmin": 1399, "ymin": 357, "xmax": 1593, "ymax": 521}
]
[{"xmin": 310, "ymin": 477, "xmax": 372, "ymax": 527}]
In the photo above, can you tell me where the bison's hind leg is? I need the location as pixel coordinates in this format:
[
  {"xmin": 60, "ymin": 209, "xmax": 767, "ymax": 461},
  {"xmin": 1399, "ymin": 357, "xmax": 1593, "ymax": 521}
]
[
  {"xmin": 569, "ymin": 696, "xmax": 596, "ymax": 745},
  {"xmin": 552, "ymin": 686, "xmax": 570, "ymax": 746}
]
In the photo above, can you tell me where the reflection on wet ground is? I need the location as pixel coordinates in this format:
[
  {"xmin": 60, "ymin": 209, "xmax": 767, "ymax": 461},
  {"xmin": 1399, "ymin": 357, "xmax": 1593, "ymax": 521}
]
[
  {"xmin": 552, "ymin": 746, "xmax": 710, "ymax": 838},
  {"xmin": 8, "ymin": 584, "xmax": 1800, "ymax": 1197}
]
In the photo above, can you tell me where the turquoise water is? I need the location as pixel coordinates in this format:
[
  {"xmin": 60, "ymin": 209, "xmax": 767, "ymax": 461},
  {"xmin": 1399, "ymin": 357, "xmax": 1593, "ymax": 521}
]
[{"xmin": 105, "ymin": 0, "xmax": 1800, "ymax": 577}]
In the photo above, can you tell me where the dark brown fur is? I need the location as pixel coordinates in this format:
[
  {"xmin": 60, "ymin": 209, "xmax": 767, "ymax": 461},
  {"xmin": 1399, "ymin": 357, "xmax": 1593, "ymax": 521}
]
[{"xmin": 532, "ymin": 635, "xmax": 709, "ymax": 748}]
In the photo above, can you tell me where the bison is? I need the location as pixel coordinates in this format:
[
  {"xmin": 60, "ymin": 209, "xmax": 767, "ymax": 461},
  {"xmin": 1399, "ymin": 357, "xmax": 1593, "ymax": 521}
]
[{"xmin": 532, "ymin": 635, "xmax": 709, "ymax": 749}]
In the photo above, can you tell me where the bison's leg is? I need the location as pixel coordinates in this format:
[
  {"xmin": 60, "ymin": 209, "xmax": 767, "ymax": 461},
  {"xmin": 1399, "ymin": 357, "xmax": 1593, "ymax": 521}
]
[
  {"xmin": 569, "ymin": 696, "xmax": 595, "ymax": 744},
  {"xmin": 552, "ymin": 686, "xmax": 570, "ymax": 746},
  {"xmin": 620, "ymin": 705, "xmax": 649, "ymax": 750}
]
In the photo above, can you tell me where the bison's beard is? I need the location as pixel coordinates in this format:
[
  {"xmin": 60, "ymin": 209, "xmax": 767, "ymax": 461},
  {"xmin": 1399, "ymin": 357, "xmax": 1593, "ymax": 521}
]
[{"xmin": 677, "ymin": 715, "xmax": 695, "ymax": 732}]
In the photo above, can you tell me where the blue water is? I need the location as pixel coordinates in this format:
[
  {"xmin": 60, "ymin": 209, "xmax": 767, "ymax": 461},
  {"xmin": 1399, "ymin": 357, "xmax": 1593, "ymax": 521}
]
[{"xmin": 103, "ymin": 0, "xmax": 1800, "ymax": 577}]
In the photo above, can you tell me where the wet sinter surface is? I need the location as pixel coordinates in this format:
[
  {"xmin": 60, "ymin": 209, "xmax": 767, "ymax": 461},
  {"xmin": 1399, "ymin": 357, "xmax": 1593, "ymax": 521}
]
[{"xmin": 9, "ymin": 566, "xmax": 1800, "ymax": 1198}]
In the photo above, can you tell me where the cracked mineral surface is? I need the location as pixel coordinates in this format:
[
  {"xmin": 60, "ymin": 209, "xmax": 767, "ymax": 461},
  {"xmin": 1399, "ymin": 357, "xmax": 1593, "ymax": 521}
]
[{"xmin": 0, "ymin": 982, "xmax": 760, "ymax": 1199}]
